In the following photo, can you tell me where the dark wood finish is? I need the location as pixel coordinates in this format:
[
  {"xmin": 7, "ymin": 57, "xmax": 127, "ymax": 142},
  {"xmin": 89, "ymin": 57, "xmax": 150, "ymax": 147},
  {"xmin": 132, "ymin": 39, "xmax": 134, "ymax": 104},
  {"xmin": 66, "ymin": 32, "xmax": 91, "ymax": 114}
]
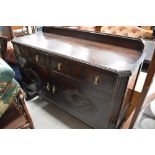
[
  {"xmin": 12, "ymin": 27, "xmax": 145, "ymax": 128},
  {"xmin": 45, "ymin": 70, "xmax": 113, "ymax": 128},
  {"xmin": 116, "ymin": 64, "xmax": 142, "ymax": 128},
  {"xmin": 0, "ymin": 36, "xmax": 7, "ymax": 59},
  {"xmin": 49, "ymin": 55, "xmax": 81, "ymax": 77},
  {"xmin": 12, "ymin": 31, "xmax": 144, "ymax": 74},
  {"xmin": 42, "ymin": 27, "xmax": 144, "ymax": 51}
]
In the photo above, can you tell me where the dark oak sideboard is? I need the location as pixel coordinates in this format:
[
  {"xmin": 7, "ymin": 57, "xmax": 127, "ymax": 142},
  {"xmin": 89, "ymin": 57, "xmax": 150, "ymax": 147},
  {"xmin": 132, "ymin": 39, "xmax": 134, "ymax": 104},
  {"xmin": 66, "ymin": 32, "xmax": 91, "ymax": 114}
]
[{"xmin": 12, "ymin": 27, "xmax": 145, "ymax": 128}]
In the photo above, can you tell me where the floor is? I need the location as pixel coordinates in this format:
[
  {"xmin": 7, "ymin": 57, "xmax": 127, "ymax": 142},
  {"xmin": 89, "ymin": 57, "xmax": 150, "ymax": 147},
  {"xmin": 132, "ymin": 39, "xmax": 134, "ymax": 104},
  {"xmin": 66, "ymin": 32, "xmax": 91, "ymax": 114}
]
[
  {"xmin": 134, "ymin": 100, "xmax": 155, "ymax": 129},
  {"xmin": 26, "ymin": 71, "xmax": 155, "ymax": 129},
  {"xmin": 27, "ymin": 97, "xmax": 91, "ymax": 129}
]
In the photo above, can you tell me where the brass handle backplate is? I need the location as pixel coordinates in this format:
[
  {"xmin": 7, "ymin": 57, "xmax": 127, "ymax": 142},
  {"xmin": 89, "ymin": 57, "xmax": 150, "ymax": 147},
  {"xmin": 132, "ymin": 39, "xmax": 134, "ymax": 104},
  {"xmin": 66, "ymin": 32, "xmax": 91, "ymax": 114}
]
[
  {"xmin": 47, "ymin": 83, "xmax": 56, "ymax": 94},
  {"xmin": 35, "ymin": 55, "xmax": 39, "ymax": 62},
  {"xmin": 57, "ymin": 63, "xmax": 62, "ymax": 71},
  {"xmin": 46, "ymin": 82, "xmax": 50, "ymax": 91},
  {"xmin": 94, "ymin": 75, "xmax": 100, "ymax": 85},
  {"xmin": 52, "ymin": 85, "xmax": 56, "ymax": 94}
]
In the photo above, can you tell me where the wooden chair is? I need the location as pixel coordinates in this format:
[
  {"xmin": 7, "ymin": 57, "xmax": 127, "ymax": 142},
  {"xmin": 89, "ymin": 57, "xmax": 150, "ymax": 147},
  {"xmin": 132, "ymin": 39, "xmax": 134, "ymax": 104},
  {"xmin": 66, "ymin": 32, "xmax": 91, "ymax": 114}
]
[
  {"xmin": 0, "ymin": 36, "xmax": 34, "ymax": 129},
  {"xmin": 0, "ymin": 89, "xmax": 34, "ymax": 129},
  {"xmin": 129, "ymin": 48, "xmax": 155, "ymax": 128}
]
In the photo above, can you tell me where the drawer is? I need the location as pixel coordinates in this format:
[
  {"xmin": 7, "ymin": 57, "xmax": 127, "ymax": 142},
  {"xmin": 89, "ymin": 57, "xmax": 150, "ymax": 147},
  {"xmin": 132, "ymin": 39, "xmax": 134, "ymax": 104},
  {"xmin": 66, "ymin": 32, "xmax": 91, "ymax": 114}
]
[
  {"xmin": 50, "ymin": 56, "xmax": 81, "ymax": 77},
  {"xmin": 81, "ymin": 67, "xmax": 117, "ymax": 93},
  {"xmin": 28, "ymin": 49, "xmax": 46, "ymax": 67},
  {"xmin": 13, "ymin": 44, "xmax": 29, "ymax": 57},
  {"xmin": 14, "ymin": 44, "xmax": 46, "ymax": 67}
]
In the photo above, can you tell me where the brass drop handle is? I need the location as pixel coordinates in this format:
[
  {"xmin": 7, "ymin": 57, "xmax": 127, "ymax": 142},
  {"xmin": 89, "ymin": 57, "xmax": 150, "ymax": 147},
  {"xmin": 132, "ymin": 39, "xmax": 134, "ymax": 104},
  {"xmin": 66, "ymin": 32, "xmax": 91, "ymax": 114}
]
[
  {"xmin": 46, "ymin": 82, "xmax": 50, "ymax": 91},
  {"xmin": 57, "ymin": 63, "xmax": 62, "ymax": 71},
  {"xmin": 35, "ymin": 55, "xmax": 39, "ymax": 62},
  {"xmin": 94, "ymin": 75, "xmax": 100, "ymax": 85},
  {"xmin": 52, "ymin": 85, "xmax": 56, "ymax": 94}
]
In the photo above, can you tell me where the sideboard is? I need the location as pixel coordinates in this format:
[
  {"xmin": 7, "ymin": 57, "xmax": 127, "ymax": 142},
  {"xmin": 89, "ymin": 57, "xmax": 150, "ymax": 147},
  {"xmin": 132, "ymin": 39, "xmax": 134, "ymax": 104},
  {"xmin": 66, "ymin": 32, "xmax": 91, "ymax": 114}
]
[{"xmin": 12, "ymin": 26, "xmax": 145, "ymax": 128}]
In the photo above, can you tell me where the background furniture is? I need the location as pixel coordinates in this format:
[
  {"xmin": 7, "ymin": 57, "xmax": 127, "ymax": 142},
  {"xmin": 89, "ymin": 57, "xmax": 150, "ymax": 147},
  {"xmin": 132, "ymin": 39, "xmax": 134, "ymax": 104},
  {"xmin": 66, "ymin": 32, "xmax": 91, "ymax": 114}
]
[
  {"xmin": 0, "ymin": 26, "xmax": 30, "ymax": 64},
  {"xmin": 0, "ymin": 26, "xmax": 16, "ymax": 64},
  {"xmin": 12, "ymin": 26, "xmax": 29, "ymax": 37},
  {"xmin": 0, "ymin": 37, "xmax": 34, "ymax": 129}
]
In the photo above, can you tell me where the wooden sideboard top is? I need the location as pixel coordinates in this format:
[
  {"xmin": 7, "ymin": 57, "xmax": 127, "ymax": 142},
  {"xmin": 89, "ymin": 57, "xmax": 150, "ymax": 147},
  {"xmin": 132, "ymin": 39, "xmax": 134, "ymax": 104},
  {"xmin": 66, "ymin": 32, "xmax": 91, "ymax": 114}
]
[{"xmin": 12, "ymin": 31, "xmax": 144, "ymax": 76}]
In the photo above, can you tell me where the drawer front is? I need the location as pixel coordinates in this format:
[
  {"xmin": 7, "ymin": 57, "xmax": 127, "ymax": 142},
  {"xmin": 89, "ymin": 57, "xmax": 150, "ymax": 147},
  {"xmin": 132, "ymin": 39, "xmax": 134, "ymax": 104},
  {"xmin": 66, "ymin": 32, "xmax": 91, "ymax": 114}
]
[
  {"xmin": 20, "ymin": 46, "xmax": 29, "ymax": 57},
  {"xmin": 30, "ymin": 51, "xmax": 46, "ymax": 66},
  {"xmin": 13, "ymin": 43, "xmax": 22, "ymax": 56},
  {"xmin": 43, "ymin": 70, "xmax": 114, "ymax": 129},
  {"xmin": 14, "ymin": 44, "xmax": 46, "ymax": 67},
  {"xmin": 81, "ymin": 67, "xmax": 117, "ymax": 93},
  {"xmin": 24, "ymin": 47, "xmax": 46, "ymax": 67},
  {"xmin": 13, "ymin": 44, "xmax": 29, "ymax": 57},
  {"xmin": 50, "ymin": 56, "xmax": 81, "ymax": 77}
]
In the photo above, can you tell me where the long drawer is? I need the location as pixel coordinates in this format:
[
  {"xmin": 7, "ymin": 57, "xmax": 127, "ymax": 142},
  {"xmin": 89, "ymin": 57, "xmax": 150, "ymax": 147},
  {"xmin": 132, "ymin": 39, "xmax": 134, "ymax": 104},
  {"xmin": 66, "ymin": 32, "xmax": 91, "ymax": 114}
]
[
  {"xmin": 48, "ymin": 55, "xmax": 81, "ymax": 77},
  {"xmin": 42, "ymin": 70, "xmax": 114, "ymax": 128}
]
